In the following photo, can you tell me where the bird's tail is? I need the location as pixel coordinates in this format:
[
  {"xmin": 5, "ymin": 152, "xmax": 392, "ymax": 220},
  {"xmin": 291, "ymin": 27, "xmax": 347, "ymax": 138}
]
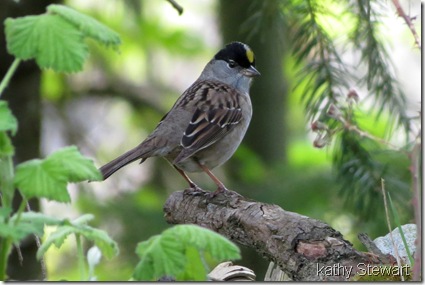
[{"xmin": 99, "ymin": 145, "xmax": 150, "ymax": 180}]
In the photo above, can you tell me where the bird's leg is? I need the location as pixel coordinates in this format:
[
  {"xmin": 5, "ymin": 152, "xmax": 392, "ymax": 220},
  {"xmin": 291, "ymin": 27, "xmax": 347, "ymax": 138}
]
[
  {"xmin": 197, "ymin": 162, "xmax": 228, "ymax": 196},
  {"xmin": 173, "ymin": 166, "xmax": 203, "ymax": 192}
]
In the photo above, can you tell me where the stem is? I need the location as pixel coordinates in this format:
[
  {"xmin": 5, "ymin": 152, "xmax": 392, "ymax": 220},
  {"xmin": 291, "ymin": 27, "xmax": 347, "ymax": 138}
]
[
  {"xmin": 75, "ymin": 234, "xmax": 87, "ymax": 281},
  {"xmin": 0, "ymin": 238, "xmax": 12, "ymax": 280},
  {"xmin": 0, "ymin": 154, "xmax": 16, "ymax": 279},
  {"xmin": 387, "ymin": 193, "xmax": 414, "ymax": 266},
  {"xmin": 391, "ymin": 0, "xmax": 421, "ymax": 49},
  {"xmin": 381, "ymin": 179, "xmax": 404, "ymax": 281},
  {"xmin": 410, "ymin": 141, "xmax": 421, "ymax": 280},
  {"xmin": 0, "ymin": 156, "xmax": 15, "ymax": 211},
  {"xmin": 166, "ymin": 0, "xmax": 183, "ymax": 15},
  {"xmin": 13, "ymin": 198, "xmax": 27, "ymax": 226},
  {"xmin": 24, "ymin": 202, "xmax": 47, "ymax": 280},
  {"xmin": 0, "ymin": 58, "xmax": 21, "ymax": 97}
]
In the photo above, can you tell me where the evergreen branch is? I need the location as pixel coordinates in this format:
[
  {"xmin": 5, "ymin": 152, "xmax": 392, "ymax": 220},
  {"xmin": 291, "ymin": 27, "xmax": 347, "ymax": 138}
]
[
  {"xmin": 333, "ymin": 131, "xmax": 384, "ymax": 217},
  {"xmin": 290, "ymin": 0, "xmax": 349, "ymax": 122},
  {"xmin": 332, "ymin": 128, "xmax": 411, "ymax": 218},
  {"xmin": 287, "ymin": 0, "xmax": 414, "ymax": 218},
  {"xmin": 350, "ymin": 0, "xmax": 411, "ymax": 134},
  {"xmin": 329, "ymin": 103, "xmax": 404, "ymax": 152}
]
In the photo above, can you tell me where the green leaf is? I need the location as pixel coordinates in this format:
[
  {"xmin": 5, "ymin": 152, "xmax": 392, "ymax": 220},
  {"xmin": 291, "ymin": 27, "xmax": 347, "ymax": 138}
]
[
  {"xmin": 170, "ymin": 224, "xmax": 240, "ymax": 261},
  {"xmin": 0, "ymin": 207, "xmax": 12, "ymax": 222},
  {"xmin": 0, "ymin": 213, "xmax": 46, "ymax": 243},
  {"xmin": 37, "ymin": 214, "xmax": 118, "ymax": 260},
  {"xmin": 11, "ymin": 211, "xmax": 66, "ymax": 226},
  {"xmin": 0, "ymin": 132, "xmax": 14, "ymax": 156},
  {"xmin": 0, "ymin": 222, "xmax": 43, "ymax": 242},
  {"xmin": 5, "ymin": 4, "xmax": 121, "ymax": 73},
  {"xmin": 177, "ymin": 246, "xmax": 207, "ymax": 281},
  {"xmin": 14, "ymin": 146, "xmax": 102, "ymax": 202},
  {"xmin": 133, "ymin": 225, "xmax": 240, "ymax": 281},
  {"xmin": 5, "ymin": 14, "xmax": 88, "ymax": 72},
  {"xmin": 47, "ymin": 146, "xmax": 103, "ymax": 183},
  {"xmin": 0, "ymin": 101, "xmax": 17, "ymax": 135},
  {"xmin": 134, "ymin": 235, "xmax": 186, "ymax": 281},
  {"xmin": 14, "ymin": 158, "xmax": 70, "ymax": 202},
  {"xmin": 47, "ymin": 4, "xmax": 121, "ymax": 47},
  {"xmin": 0, "ymin": 211, "xmax": 70, "ymax": 244}
]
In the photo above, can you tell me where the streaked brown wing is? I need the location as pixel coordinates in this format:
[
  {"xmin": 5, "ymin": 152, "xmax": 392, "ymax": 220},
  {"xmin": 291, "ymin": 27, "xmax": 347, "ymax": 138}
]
[{"xmin": 174, "ymin": 81, "xmax": 243, "ymax": 163}]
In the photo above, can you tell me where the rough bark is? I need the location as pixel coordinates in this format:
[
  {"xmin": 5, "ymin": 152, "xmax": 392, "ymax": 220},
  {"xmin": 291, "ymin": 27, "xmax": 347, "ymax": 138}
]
[{"xmin": 164, "ymin": 189, "xmax": 392, "ymax": 281}]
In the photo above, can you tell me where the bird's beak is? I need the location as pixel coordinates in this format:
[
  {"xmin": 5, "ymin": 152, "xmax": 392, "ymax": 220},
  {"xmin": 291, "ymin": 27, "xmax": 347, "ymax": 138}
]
[{"xmin": 243, "ymin": 65, "xmax": 261, "ymax": 77}]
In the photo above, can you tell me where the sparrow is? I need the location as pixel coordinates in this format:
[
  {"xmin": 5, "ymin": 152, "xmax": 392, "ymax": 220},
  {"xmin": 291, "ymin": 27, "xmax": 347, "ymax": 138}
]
[{"xmin": 99, "ymin": 42, "xmax": 260, "ymax": 195}]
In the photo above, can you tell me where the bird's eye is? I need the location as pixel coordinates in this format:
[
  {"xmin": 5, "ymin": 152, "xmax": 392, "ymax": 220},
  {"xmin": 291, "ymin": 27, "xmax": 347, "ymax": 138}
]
[{"xmin": 228, "ymin": 60, "xmax": 236, "ymax": 68}]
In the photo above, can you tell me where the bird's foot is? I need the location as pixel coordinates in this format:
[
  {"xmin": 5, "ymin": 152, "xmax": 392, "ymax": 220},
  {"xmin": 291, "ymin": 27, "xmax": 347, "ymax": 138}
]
[
  {"xmin": 206, "ymin": 186, "xmax": 229, "ymax": 199},
  {"xmin": 183, "ymin": 183, "xmax": 205, "ymax": 196}
]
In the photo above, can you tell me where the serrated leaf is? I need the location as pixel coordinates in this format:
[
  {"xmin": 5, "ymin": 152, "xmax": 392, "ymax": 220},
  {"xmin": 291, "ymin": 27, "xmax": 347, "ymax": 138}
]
[
  {"xmin": 178, "ymin": 246, "xmax": 207, "ymax": 281},
  {"xmin": 0, "ymin": 132, "xmax": 14, "ymax": 156},
  {"xmin": 37, "ymin": 226, "xmax": 74, "ymax": 259},
  {"xmin": 14, "ymin": 146, "xmax": 102, "ymax": 202},
  {"xmin": 47, "ymin": 4, "xmax": 121, "ymax": 47},
  {"xmin": 0, "ymin": 101, "xmax": 17, "ymax": 135},
  {"xmin": 14, "ymin": 158, "xmax": 70, "ymax": 202},
  {"xmin": 37, "ymin": 214, "xmax": 118, "ymax": 260},
  {"xmin": 133, "ymin": 225, "xmax": 240, "ymax": 281},
  {"xmin": 0, "ymin": 217, "xmax": 45, "ymax": 243},
  {"xmin": 0, "ymin": 207, "xmax": 12, "ymax": 224},
  {"xmin": 11, "ymin": 211, "xmax": 66, "ymax": 226},
  {"xmin": 170, "ymin": 224, "xmax": 240, "ymax": 261},
  {"xmin": 47, "ymin": 146, "xmax": 103, "ymax": 182},
  {"xmin": 71, "ymin": 213, "xmax": 95, "ymax": 225},
  {"xmin": 5, "ymin": 14, "xmax": 88, "ymax": 72},
  {"xmin": 134, "ymin": 235, "xmax": 186, "ymax": 281},
  {"xmin": 77, "ymin": 225, "xmax": 119, "ymax": 259}
]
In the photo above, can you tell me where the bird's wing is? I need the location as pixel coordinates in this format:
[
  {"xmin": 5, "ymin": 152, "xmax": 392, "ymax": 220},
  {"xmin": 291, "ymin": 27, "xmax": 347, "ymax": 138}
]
[{"xmin": 174, "ymin": 81, "xmax": 244, "ymax": 163}]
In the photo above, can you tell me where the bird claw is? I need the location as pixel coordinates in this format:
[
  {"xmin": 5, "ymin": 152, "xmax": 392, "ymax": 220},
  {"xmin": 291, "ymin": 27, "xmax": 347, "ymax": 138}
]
[
  {"xmin": 183, "ymin": 184, "xmax": 205, "ymax": 196},
  {"xmin": 206, "ymin": 186, "xmax": 228, "ymax": 199}
]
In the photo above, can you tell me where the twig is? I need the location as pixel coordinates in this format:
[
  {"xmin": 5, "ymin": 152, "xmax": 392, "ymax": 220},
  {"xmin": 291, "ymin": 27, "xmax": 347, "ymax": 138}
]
[
  {"xmin": 0, "ymin": 58, "xmax": 21, "ymax": 97},
  {"xmin": 337, "ymin": 115, "xmax": 402, "ymax": 151},
  {"xmin": 166, "ymin": 0, "xmax": 183, "ymax": 15},
  {"xmin": 380, "ymin": 178, "xmax": 404, "ymax": 281},
  {"xmin": 357, "ymin": 233, "xmax": 394, "ymax": 264},
  {"xmin": 391, "ymin": 0, "xmax": 421, "ymax": 49},
  {"xmin": 25, "ymin": 201, "xmax": 47, "ymax": 280}
]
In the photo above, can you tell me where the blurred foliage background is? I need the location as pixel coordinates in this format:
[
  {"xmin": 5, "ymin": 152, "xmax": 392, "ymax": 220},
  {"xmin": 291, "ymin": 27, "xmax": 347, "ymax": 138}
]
[{"xmin": 0, "ymin": 0, "xmax": 420, "ymax": 281}]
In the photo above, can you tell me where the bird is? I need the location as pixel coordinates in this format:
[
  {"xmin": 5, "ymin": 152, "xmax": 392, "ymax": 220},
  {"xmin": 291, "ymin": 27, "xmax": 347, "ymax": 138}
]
[{"xmin": 99, "ymin": 42, "xmax": 260, "ymax": 195}]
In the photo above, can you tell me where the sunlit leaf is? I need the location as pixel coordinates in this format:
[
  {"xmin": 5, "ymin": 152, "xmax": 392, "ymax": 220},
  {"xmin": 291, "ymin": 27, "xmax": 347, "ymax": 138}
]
[
  {"xmin": 0, "ymin": 132, "xmax": 14, "ymax": 156},
  {"xmin": 133, "ymin": 225, "xmax": 240, "ymax": 281},
  {"xmin": 0, "ymin": 212, "xmax": 47, "ymax": 243},
  {"xmin": 0, "ymin": 101, "xmax": 17, "ymax": 135},
  {"xmin": 14, "ymin": 158, "xmax": 70, "ymax": 202},
  {"xmin": 48, "ymin": 4, "xmax": 121, "ymax": 47},
  {"xmin": 14, "ymin": 146, "xmax": 102, "ymax": 202},
  {"xmin": 37, "ymin": 214, "xmax": 118, "ymax": 260},
  {"xmin": 5, "ymin": 14, "xmax": 88, "ymax": 72},
  {"xmin": 5, "ymin": 4, "xmax": 121, "ymax": 73},
  {"xmin": 134, "ymin": 234, "xmax": 186, "ymax": 281},
  {"xmin": 47, "ymin": 146, "xmax": 103, "ymax": 183}
]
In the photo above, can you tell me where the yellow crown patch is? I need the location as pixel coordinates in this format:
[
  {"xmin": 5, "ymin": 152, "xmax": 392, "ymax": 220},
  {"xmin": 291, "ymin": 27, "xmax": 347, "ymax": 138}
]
[{"xmin": 245, "ymin": 47, "xmax": 255, "ymax": 64}]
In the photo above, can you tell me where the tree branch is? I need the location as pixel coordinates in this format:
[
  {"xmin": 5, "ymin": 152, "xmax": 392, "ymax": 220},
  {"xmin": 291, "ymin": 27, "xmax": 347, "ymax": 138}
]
[
  {"xmin": 391, "ymin": 0, "xmax": 421, "ymax": 49},
  {"xmin": 164, "ymin": 189, "xmax": 394, "ymax": 281},
  {"xmin": 166, "ymin": 0, "xmax": 183, "ymax": 15}
]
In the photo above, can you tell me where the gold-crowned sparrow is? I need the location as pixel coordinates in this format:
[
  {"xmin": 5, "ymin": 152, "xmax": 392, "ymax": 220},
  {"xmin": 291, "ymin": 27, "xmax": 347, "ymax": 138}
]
[{"xmin": 100, "ymin": 42, "xmax": 260, "ymax": 195}]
